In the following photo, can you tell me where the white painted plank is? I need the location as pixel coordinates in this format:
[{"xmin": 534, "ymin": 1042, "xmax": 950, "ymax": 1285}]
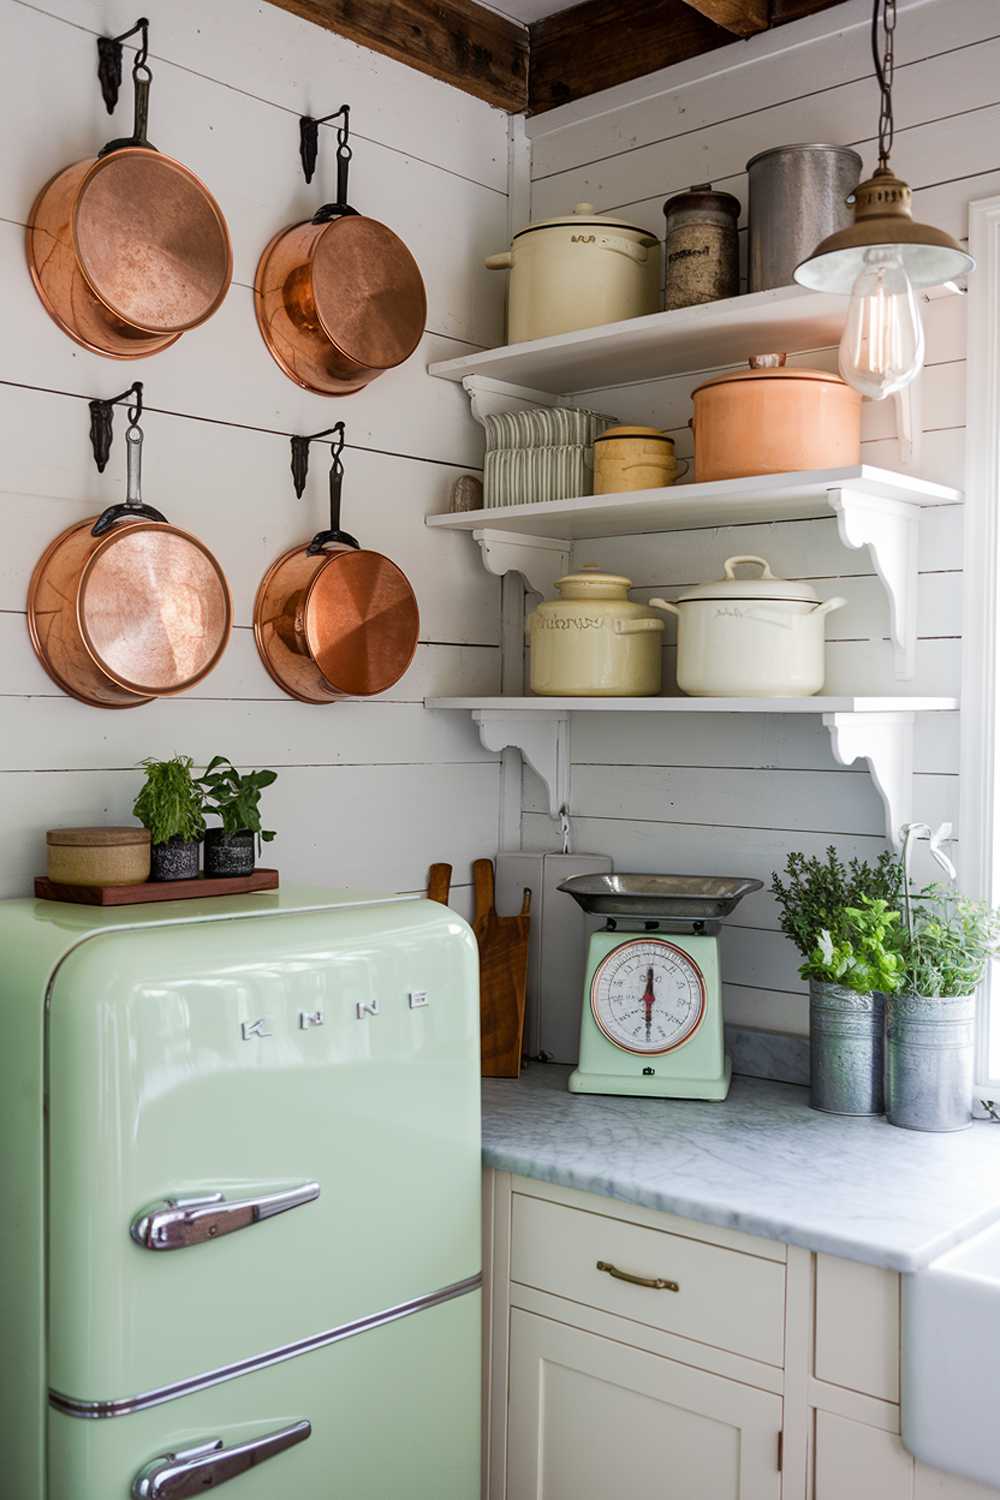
[
  {"xmin": 9, "ymin": 0, "xmax": 510, "ymax": 191},
  {"xmin": 0, "ymin": 387, "xmax": 499, "ymax": 642},
  {"xmin": 0, "ymin": 759, "xmax": 501, "ymax": 900}
]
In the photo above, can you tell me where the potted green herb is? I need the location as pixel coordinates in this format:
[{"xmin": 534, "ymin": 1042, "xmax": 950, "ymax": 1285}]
[
  {"xmin": 887, "ymin": 830, "xmax": 1000, "ymax": 1131},
  {"xmin": 771, "ymin": 848, "xmax": 902, "ymax": 1116},
  {"xmin": 197, "ymin": 757, "xmax": 277, "ymax": 878},
  {"xmin": 132, "ymin": 755, "xmax": 205, "ymax": 882}
]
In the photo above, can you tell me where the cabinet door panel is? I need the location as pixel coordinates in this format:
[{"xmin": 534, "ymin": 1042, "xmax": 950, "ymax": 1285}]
[
  {"xmin": 815, "ymin": 1412, "xmax": 913, "ymax": 1500},
  {"xmin": 507, "ymin": 1309, "xmax": 781, "ymax": 1500}
]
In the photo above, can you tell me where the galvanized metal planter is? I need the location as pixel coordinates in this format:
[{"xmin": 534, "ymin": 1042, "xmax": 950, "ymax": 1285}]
[
  {"xmin": 886, "ymin": 993, "xmax": 976, "ymax": 1132},
  {"xmin": 810, "ymin": 980, "xmax": 885, "ymax": 1116}
]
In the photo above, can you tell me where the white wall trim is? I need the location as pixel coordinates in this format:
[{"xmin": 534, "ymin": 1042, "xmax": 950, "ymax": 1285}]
[{"xmin": 959, "ymin": 193, "xmax": 1000, "ymax": 1087}]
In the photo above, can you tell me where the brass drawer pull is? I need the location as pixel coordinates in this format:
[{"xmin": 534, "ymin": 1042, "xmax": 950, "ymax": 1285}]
[{"xmin": 596, "ymin": 1259, "xmax": 679, "ymax": 1292}]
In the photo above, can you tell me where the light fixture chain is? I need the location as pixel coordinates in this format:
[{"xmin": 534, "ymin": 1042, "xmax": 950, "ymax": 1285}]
[{"xmin": 873, "ymin": 0, "xmax": 897, "ymax": 169}]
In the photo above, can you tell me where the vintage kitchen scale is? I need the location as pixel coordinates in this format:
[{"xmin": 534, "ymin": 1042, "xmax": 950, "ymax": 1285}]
[{"xmin": 560, "ymin": 874, "xmax": 762, "ymax": 1100}]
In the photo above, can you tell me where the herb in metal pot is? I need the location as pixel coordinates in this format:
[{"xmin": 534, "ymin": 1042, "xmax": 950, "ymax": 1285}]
[
  {"xmin": 197, "ymin": 756, "xmax": 277, "ymax": 850},
  {"xmin": 801, "ymin": 897, "xmax": 905, "ymax": 994},
  {"xmin": 901, "ymin": 887, "xmax": 1000, "ymax": 998},
  {"xmin": 770, "ymin": 847, "xmax": 902, "ymax": 957},
  {"xmin": 132, "ymin": 755, "xmax": 205, "ymax": 846}
]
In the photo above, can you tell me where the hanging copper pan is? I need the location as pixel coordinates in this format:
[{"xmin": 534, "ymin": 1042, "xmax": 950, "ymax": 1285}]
[
  {"xmin": 26, "ymin": 50, "xmax": 232, "ymax": 359},
  {"xmin": 27, "ymin": 416, "xmax": 232, "ymax": 709},
  {"xmin": 254, "ymin": 114, "xmax": 426, "ymax": 396},
  {"xmin": 254, "ymin": 432, "xmax": 419, "ymax": 703}
]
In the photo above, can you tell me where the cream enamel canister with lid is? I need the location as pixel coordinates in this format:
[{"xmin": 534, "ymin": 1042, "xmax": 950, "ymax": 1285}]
[
  {"xmin": 485, "ymin": 204, "xmax": 661, "ymax": 344},
  {"xmin": 651, "ymin": 555, "xmax": 846, "ymax": 697},
  {"xmin": 529, "ymin": 567, "xmax": 664, "ymax": 696},
  {"xmin": 593, "ymin": 425, "xmax": 687, "ymax": 494},
  {"xmin": 690, "ymin": 355, "xmax": 862, "ymax": 482}
]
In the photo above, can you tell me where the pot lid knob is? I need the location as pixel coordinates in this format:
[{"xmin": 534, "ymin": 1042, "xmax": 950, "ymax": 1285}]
[
  {"xmin": 748, "ymin": 352, "xmax": 787, "ymax": 369},
  {"xmin": 574, "ymin": 202, "xmax": 595, "ymax": 215}
]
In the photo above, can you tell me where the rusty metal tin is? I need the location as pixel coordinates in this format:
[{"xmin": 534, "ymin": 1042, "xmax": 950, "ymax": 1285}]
[
  {"xmin": 254, "ymin": 542, "xmax": 419, "ymax": 704},
  {"xmin": 26, "ymin": 148, "xmax": 232, "ymax": 359},
  {"xmin": 254, "ymin": 215, "xmax": 426, "ymax": 396},
  {"xmin": 28, "ymin": 517, "xmax": 232, "ymax": 708}
]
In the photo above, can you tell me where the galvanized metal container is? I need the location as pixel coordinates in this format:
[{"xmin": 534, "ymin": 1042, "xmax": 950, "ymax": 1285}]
[
  {"xmin": 747, "ymin": 144, "xmax": 862, "ymax": 292},
  {"xmin": 886, "ymin": 993, "xmax": 976, "ymax": 1132},
  {"xmin": 809, "ymin": 980, "xmax": 885, "ymax": 1116}
]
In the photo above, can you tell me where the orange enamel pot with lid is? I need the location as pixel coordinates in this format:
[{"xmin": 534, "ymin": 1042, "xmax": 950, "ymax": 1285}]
[{"xmin": 690, "ymin": 355, "xmax": 862, "ymax": 482}]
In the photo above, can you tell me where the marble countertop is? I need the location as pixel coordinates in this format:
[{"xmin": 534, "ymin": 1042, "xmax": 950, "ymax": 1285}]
[{"xmin": 481, "ymin": 1065, "xmax": 1000, "ymax": 1272}]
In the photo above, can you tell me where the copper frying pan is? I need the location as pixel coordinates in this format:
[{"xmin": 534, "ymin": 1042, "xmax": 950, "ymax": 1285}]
[
  {"xmin": 254, "ymin": 430, "xmax": 419, "ymax": 703},
  {"xmin": 27, "ymin": 416, "xmax": 232, "ymax": 709},
  {"xmin": 254, "ymin": 112, "xmax": 425, "ymax": 396},
  {"xmin": 26, "ymin": 46, "xmax": 232, "ymax": 359}
]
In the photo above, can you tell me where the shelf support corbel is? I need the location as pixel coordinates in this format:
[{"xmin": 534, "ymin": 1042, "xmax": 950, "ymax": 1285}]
[
  {"xmin": 472, "ymin": 709, "xmax": 570, "ymax": 819},
  {"xmin": 828, "ymin": 486, "xmax": 920, "ymax": 681},
  {"xmin": 473, "ymin": 529, "xmax": 570, "ymax": 597},
  {"xmin": 823, "ymin": 711, "xmax": 915, "ymax": 849}
]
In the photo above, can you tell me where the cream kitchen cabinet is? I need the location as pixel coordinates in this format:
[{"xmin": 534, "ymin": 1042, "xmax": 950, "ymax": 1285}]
[{"xmin": 483, "ymin": 1172, "xmax": 1000, "ymax": 1500}]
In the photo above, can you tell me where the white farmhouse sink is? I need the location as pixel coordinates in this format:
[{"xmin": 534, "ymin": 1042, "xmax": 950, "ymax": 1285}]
[{"xmin": 903, "ymin": 1217, "xmax": 1000, "ymax": 1488}]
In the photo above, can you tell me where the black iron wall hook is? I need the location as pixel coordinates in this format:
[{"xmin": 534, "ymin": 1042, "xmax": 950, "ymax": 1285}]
[
  {"xmin": 88, "ymin": 381, "xmax": 144, "ymax": 473},
  {"xmin": 97, "ymin": 16, "xmax": 150, "ymax": 115},
  {"xmin": 299, "ymin": 105, "xmax": 357, "ymax": 222},
  {"xmin": 289, "ymin": 424, "xmax": 359, "ymax": 553}
]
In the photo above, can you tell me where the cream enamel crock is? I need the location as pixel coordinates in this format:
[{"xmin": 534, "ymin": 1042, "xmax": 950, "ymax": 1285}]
[
  {"xmin": 529, "ymin": 567, "xmax": 664, "ymax": 696},
  {"xmin": 486, "ymin": 204, "xmax": 661, "ymax": 344},
  {"xmin": 651, "ymin": 555, "xmax": 846, "ymax": 697}
]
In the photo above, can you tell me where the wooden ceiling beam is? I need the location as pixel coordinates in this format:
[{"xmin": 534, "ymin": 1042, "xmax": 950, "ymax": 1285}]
[
  {"xmin": 678, "ymin": 0, "xmax": 770, "ymax": 37},
  {"xmin": 263, "ymin": 0, "xmax": 528, "ymax": 113}
]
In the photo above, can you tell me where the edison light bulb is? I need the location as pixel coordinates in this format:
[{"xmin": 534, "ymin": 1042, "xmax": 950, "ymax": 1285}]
[{"xmin": 838, "ymin": 248, "xmax": 925, "ymax": 399}]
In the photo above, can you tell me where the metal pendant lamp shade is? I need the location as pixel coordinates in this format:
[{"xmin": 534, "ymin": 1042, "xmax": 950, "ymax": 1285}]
[
  {"xmin": 794, "ymin": 0, "xmax": 974, "ymax": 294},
  {"xmin": 794, "ymin": 166, "xmax": 974, "ymax": 292}
]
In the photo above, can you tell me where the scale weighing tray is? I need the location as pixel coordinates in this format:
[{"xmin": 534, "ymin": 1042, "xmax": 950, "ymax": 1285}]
[{"xmin": 558, "ymin": 873, "xmax": 762, "ymax": 921}]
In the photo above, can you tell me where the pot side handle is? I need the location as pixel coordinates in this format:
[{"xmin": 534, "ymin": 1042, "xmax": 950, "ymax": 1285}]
[
  {"xmin": 813, "ymin": 595, "xmax": 848, "ymax": 616},
  {"xmin": 614, "ymin": 617, "xmax": 665, "ymax": 636},
  {"xmin": 484, "ymin": 251, "xmax": 513, "ymax": 271},
  {"xmin": 648, "ymin": 598, "xmax": 680, "ymax": 616},
  {"xmin": 598, "ymin": 234, "xmax": 653, "ymax": 265}
]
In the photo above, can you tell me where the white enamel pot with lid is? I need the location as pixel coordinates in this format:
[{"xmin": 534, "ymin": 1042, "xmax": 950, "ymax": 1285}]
[
  {"xmin": 485, "ymin": 203, "xmax": 661, "ymax": 344},
  {"xmin": 529, "ymin": 566, "xmax": 665, "ymax": 697},
  {"xmin": 651, "ymin": 556, "xmax": 846, "ymax": 698}
]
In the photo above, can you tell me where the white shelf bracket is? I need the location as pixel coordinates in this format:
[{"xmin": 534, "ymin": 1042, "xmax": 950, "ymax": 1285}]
[
  {"xmin": 828, "ymin": 486, "xmax": 920, "ymax": 680},
  {"xmin": 472, "ymin": 709, "xmax": 570, "ymax": 819},
  {"xmin": 473, "ymin": 529, "xmax": 570, "ymax": 597},
  {"xmin": 823, "ymin": 711, "xmax": 915, "ymax": 849}
]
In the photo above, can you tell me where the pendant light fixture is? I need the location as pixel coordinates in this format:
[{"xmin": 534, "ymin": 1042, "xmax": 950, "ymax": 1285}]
[{"xmin": 794, "ymin": 0, "xmax": 974, "ymax": 399}]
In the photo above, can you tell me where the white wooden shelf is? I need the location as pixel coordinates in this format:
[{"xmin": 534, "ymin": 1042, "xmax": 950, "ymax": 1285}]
[
  {"xmin": 429, "ymin": 466, "xmax": 962, "ymax": 681},
  {"xmin": 427, "ymin": 284, "xmax": 846, "ymax": 394},
  {"xmin": 426, "ymin": 696, "xmax": 959, "ymax": 849}
]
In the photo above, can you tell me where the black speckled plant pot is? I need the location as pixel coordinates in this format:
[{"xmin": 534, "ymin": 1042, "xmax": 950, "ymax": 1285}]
[
  {"xmin": 150, "ymin": 838, "xmax": 200, "ymax": 882},
  {"xmin": 204, "ymin": 829, "xmax": 255, "ymax": 878}
]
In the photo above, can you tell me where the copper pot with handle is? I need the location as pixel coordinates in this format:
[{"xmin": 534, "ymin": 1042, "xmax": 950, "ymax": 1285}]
[
  {"xmin": 254, "ymin": 111, "xmax": 426, "ymax": 396},
  {"xmin": 27, "ymin": 407, "xmax": 232, "ymax": 709},
  {"xmin": 26, "ymin": 38, "xmax": 232, "ymax": 359},
  {"xmin": 254, "ymin": 427, "xmax": 419, "ymax": 703}
]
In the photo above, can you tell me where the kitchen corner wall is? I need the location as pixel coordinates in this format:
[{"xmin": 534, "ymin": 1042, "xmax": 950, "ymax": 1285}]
[
  {"xmin": 0, "ymin": 0, "xmax": 511, "ymax": 911},
  {"xmin": 521, "ymin": 0, "xmax": 996, "ymax": 1035}
]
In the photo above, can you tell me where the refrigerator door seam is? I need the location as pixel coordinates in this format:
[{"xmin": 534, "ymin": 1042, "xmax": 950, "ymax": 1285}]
[{"xmin": 48, "ymin": 1271, "xmax": 482, "ymax": 1420}]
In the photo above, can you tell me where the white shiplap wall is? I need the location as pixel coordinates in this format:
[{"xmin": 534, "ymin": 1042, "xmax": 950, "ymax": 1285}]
[
  {"xmin": 0, "ymin": 0, "xmax": 512, "ymax": 911},
  {"xmin": 521, "ymin": 0, "xmax": 991, "ymax": 1034}
]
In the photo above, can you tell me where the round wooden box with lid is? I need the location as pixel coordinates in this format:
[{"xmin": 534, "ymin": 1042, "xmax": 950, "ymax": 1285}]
[{"xmin": 47, "ymin": 827, "xmax": 151, "ymax": 887}]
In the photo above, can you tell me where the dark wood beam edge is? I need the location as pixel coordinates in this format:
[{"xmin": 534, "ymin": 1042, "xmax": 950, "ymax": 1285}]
[
  {"xmin": 264, "ymin": 0, "xmax": 528, "ymax": 114},
  {"xmin": 678, "ymin": 0, "xmax": 769, "ymax": 37}
]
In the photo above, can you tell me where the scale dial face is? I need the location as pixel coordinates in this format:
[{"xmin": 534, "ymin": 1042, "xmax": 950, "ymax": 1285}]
[{"xmin": 590, "ymin": 938, "xmax": 706, "ymax": 1056}]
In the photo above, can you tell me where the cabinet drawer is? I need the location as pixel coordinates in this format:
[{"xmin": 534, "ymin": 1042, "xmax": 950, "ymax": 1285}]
[{"xmin": 510, "ymin": 1192, "xmax": 785, "ymax": 1366}]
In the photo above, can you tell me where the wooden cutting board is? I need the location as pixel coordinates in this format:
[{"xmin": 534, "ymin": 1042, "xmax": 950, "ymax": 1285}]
[{"xmin": 426, "ymin": 860, "xmax": 532, "ymax": 1077}]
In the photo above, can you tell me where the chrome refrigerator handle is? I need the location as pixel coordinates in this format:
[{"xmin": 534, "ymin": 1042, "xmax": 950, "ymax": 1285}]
[
  {"xmin": 130, "ymin": 1182, "xmax": 320, "ymax": 1251},
  {"xmin": 132, "ymin": 1421, "xmax": 311, "ymax": 1498}
]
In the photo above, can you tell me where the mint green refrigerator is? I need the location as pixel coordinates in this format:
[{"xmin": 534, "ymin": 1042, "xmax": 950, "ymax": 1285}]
[{"xmin": 0, "ymin": 888, "xmax": 482, "ymax": 1498}]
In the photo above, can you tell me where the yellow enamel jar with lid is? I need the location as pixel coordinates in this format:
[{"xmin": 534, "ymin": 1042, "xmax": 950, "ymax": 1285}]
[
  {"xmin": 46, "ymin": 826, "xmax": 151, "ymax": 887},
  {"xmin": 528, "ymin": 566, "xmax": 664, "ymax": 696},
  {"xmin": 593, "ymin": 425, "xmax": 685, "ymax": 494}
]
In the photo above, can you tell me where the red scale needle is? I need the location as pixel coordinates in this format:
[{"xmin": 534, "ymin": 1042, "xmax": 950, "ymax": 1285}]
[{"xmin": 641, "ymin": 966, "xmax": 656, "ymax": 1040}]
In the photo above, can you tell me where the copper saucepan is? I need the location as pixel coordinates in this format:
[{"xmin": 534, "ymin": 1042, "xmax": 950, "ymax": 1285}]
[
  {"xmin": 27, "ymin": 48, "xmax": 232, "ymax": 359},
  {"xmin": 254, "ymin": 115, "xmax": 426, "ymax": 396},
  {"xmin": 28, "ymin": 415, "xmax": 232, "ymax": 709},
  {"xmin": 254, "ymin": 431, "xmax": 419, "ymax": 703}
]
